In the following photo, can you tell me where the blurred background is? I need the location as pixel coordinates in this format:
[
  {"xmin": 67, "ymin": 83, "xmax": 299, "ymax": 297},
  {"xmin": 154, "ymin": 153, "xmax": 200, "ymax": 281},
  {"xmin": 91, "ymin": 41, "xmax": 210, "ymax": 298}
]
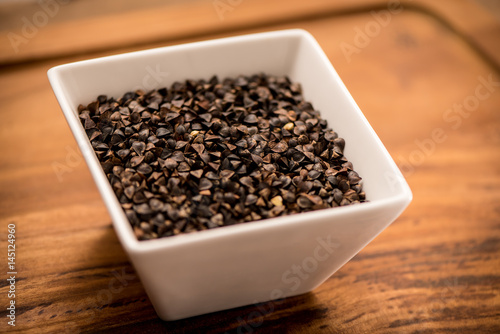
[
  {"xmin": 0, "ymin": 0, "xmax": 499, "ymax": 333},
  {"xmin": 1, "ymin": 0, "xmax": 499, "ymax": 65}
]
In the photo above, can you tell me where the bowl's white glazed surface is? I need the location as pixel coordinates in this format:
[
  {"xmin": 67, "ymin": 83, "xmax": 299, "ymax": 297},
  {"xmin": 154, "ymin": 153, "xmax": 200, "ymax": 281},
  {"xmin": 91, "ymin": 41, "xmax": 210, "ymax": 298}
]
[{"xmin": 48, "ymin": 29, "xmax": 412, "ymax": 320}]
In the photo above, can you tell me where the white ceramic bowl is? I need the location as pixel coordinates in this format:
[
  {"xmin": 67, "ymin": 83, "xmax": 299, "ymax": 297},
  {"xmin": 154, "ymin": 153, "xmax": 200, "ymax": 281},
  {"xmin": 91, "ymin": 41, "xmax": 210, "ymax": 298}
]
[{"xmin": 48, "ymin": 29, "xmax": 412, "ymax": 321}]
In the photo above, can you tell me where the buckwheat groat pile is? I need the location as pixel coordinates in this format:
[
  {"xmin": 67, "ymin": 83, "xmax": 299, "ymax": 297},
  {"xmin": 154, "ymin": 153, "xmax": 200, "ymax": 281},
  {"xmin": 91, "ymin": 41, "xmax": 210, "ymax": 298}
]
[{"xmin": 78, "ymin": 74, "xmax": 366, "ymax": 240}]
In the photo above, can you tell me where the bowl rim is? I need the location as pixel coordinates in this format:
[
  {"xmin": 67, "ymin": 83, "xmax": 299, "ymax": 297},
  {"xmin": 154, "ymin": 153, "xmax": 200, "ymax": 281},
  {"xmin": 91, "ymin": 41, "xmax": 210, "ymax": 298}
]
[{"xmin": 48, "ymin": 29, "xmax": 412, "ymax": 254}]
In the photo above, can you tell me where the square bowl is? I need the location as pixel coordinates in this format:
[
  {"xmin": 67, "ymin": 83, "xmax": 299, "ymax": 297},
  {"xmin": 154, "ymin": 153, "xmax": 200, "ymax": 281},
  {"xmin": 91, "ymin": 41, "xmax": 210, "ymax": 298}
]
[{"xmin": 48, "ymin": 29, "xmax": 412, "ymax": 321}]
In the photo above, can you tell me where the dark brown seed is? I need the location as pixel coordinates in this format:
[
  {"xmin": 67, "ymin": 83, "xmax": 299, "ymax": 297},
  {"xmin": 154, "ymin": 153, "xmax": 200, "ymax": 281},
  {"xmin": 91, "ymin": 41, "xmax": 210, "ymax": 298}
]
[
  {"xmin": 88, "ymin": 129, "xmax": 102, "ymax": 142},
  {"xmin": 272, "ymin": 141, "xmax": 288, "ymax": 153},
  {"xmin": 348, "ymin": 171, "xmax": 361, "ymax": 185},
  {"xmin": 236, "ymin": 164, "xmax": 247, "ymax": 174},
  {"xmin": 175, "ymin": 141, "xmax": 188, "ymax": 150},
  {"xmin": 251, "ymin": 154, "xmax": 264, "ymax": 166},
  {"xmin": 206, "ymin": 171, "xmax": 219, "ymax": 180},
  {"xmin": 137, "ymin": 163, "xmax": 152, "ymax": 174},
  {"xmin": 134, "ymin": 226, "xmax": 145, "ymax": 239},
  {"xmin": 125, "ymin": 210, "xmax": 139, "ymax": 226},
  {"xmin": 294, "ymin": 125, "xmax": 307, "ymax": 136},
  {"xmin": 199, "ymin": 178, "xmax": 213, "ymax": 190},
  {"xmin": 319, "ymin": 188, "xmax": 329, "ymax": 198},
  {"xmin": 306, "ymin": 194, "xmax": 322, "ymax": 205},
  {"xmin": 208, "ymin": 162, "xmax": 220, "ymax": 171},
  {"xmin": 199, "ymin": 113, "xmax": 212, "ymax": 122},
  {"xmin": 94, "ymin": 142, "xmax": 109, "ymax": 151},
  {"xmin": 219, "ymin": 126, "xmax": 230, "ymax": 137},
  {"xmin": 344, "ymin": 189, "xmax": 359, "ymax": 202},
  {"xmin": 235, "ymin": 139, "xmax": 248, "ymax": 148},
  {"xmin": 171, "ymin": 151, "xmax": 185, "ymax": 162},
  {"xmin": 333, "ymin": 137, "xmax": 345, "ymax": 151},
  {"xmin": 282, "ymin": 190, "xmax": 295, "ymax": 203},
  {"xmin": 178, "ymin": 162, "xmax": 191, "ymax": 172},
  {"xmin": 239, "ymin": 176, "xmax": 253, "ymax": 188},
  {"xmin": 84, "ymin": 117, "xmax": 96, "ymax": 129},
  {"xmin": 339, "ymin": 179, "xmax": 350, "ymax": 192},
  {"xmin": 220, "ymin": 170, "xmax": 235, "ymax": 179},
  {"xmin": 340, "ymin": 198, "xmax": 350, "ymax": 206},
  {"xmin": 297, "ymin": 196, "xmax": 313, "ymax": 208},
  {"xmin": 259, "ymin": 187, "xmax": 271, "ymax": 200},
  {"xmin": 244, "ymin": 114, "xmax": 258, "ymax": 124},
  {"xmin": 132, "ymin": 141, "xmax": 146, "ymax": 155},
  {"xmin": 205, "ymin": 134, "xmax": 220, "ymax": 141},
  {"xmin": 324, "ymin": 132, "xmax": 337, "ymax": 142},
  {"xmin": 156, "ymin": 127, "xmax": 170, "ymax": 137},
  {"xmin": 130, "ymin": 112, "xmax": 141, "ymax": 123},
  {"xmin": 176, "ymin": 125, "xmax": 186, "ymax": 136},
  {"xmin": 211, "ymin": 213, "xmax": 224, "ymax": 226},
  {"xmin": 333, "ymin": 188, "xmax": 343, "ymax": 204},
  {"xmin": 149, "ymin": 198, "xmax": 164, "ymax": 211},
  {"xmin": 134, "ymin": 203, "xmax": 152, "ymax": 215},
  {"xmin": 258, "ymin": 118, "xmax": 270, "ymax": 129},
  {"xmin": 298, "ymin": 134, "xmax": 309, "ymax": 145},
  {"xmin": 164, "ymin": 158, "xmax": 178, "ymax": 170},
  {"xmin": 192, "ymin": 143, "xmax": 205, "ymax": 155},
  {"xmin": 130, "ymin": 156, "xmax": 144, "ymax": 167},
  {"xmin": 117, "ymin": 149, "xmax": 130, "ymax": 159},
  {"xmin": 209, "ymin": 151, "xmax": 222, "ymax": 160},
  {"xmin": 263, "ymin": 164, "xmax": 276, "ymax": 173},
  {"xmin": 223, "ymin": 192, "xmax": 237, "ymax": 204},
  {"xmin": 190, "ymin": 169, "xmax": 204, "ymax": 179},
  {"xmin": 124, "ymin": 186, "xmax": 135, "ymax": 199},
  {"xmin": 165, "ymin": 112, "xmax": 179, "ymax": 122},
  {"xmin": 308, "ymin": 170, "xmax": 321, "ymax": 179},
  {"xmin": 138, "ymin": 129, "xmax": 149, "ymax": 141}
]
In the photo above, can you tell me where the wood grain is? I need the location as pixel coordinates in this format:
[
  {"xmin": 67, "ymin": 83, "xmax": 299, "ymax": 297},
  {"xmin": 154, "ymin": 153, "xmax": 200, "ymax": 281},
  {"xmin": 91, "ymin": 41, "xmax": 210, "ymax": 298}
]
[
  {"xmin": 1, "ymin": 0, "xmax": 499, "ymax": 67},
  {"xmin": 0, "ymin": 0, "xmax": 499, "ymax": 333}
]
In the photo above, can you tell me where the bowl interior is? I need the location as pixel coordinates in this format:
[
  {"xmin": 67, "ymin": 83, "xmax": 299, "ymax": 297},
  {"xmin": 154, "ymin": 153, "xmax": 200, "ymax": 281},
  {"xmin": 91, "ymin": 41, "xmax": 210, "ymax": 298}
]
[
  {"xmin": 53, "ymin": 32, "xmax": 299, "ymax": 109},
  {"xmin": 50, "ymin": 30, "xmax": 407, "ymax": 207}
]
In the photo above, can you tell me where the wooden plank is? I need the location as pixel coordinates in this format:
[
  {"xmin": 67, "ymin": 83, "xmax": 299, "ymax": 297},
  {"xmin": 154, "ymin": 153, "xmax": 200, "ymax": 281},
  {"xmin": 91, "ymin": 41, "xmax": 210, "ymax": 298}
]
[
  {"xmin": 0, "ymin": 1, "xmax": 499, "ymax": 333},
  {"xmin": 1, "ymin": 0, "xmax": 498, "ymax": 68},
  {"xmin": 0, "ymin": 0, "xmax": 380, "ymax": 65}
]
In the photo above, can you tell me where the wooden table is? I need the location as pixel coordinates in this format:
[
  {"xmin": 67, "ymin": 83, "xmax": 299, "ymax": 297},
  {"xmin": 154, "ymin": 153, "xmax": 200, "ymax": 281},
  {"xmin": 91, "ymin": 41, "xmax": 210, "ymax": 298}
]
[{"xmin": 1, "ymin": 0, "xmax": 499, "ymax": 332}]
